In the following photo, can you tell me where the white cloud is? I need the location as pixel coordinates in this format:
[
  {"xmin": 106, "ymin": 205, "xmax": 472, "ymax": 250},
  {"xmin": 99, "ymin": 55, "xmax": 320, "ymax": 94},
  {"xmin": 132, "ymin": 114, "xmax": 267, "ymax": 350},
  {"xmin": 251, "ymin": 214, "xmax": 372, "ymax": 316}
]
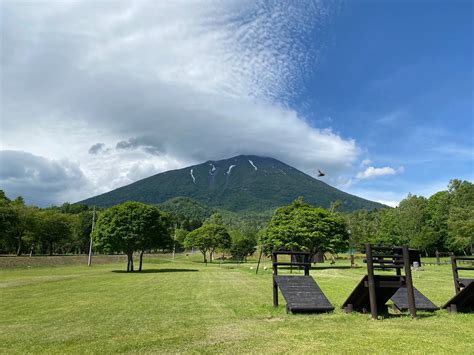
[
  {"xmin": 1, "ymin": 1, "xmax": 360, "ymax": 205},
  {"xmin": 0, "ymin": 150, "xmax": 91, "ymax": 206},
  {"xmin": 375, "ymin": 200, "xmax": 399, "ymax": 208},
  {"xmin": 356, "ymin": 166, "xmax": 404, "ymax": 180},
  {"xmin": 360, "ymin": 158, "xmax": 372, "ymax": 167},
  {"xmin": 375, "ymin": 109, "xmax": 406, "ymax": 125}
]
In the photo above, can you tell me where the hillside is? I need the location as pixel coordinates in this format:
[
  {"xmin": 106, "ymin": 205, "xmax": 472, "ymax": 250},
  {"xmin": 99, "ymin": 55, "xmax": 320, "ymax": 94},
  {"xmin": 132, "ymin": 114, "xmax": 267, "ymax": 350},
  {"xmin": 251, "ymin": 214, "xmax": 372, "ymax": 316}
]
[{"xmin": 79, "ymin": 155, "xmax": 386, "ymax": 212}]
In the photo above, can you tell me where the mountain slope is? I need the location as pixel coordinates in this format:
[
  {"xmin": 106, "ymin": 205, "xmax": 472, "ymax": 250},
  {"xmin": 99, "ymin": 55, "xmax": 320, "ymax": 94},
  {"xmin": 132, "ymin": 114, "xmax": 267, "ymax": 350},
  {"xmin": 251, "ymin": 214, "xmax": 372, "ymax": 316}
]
[{"xmin": 80, "ymin": 155, "xmax": 386, "ymax": 212}]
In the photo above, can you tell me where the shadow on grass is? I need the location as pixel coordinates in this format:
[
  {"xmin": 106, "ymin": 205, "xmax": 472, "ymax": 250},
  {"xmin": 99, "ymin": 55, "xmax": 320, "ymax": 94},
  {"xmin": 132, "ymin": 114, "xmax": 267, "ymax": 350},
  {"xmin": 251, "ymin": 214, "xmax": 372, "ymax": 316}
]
[
  {"xmin": 112, "ymin": 268, "xmax": 199, "ymax": 274},
  {"xmin": 377, "ymin": 311, "xmax": 439, "ymax": 319}
]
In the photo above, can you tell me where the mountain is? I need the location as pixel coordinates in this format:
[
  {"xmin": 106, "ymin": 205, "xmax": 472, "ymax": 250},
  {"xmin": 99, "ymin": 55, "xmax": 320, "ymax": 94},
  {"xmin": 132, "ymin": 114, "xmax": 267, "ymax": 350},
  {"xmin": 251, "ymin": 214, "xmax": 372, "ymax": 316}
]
[{"xmin": 79, "ymin": 155, "xmax": 386, "ymax": 212}]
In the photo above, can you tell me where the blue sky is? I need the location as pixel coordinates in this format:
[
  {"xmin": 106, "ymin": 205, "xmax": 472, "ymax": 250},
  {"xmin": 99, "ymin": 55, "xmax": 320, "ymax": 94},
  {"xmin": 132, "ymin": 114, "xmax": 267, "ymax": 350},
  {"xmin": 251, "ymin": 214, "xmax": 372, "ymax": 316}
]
[
  {"xmin": 0, "ymin": 0, "xmax": 472, "ymax": 207},
  {"xmin": 294, "ymin": 0, "xmax": 473, "ymax": 204}
]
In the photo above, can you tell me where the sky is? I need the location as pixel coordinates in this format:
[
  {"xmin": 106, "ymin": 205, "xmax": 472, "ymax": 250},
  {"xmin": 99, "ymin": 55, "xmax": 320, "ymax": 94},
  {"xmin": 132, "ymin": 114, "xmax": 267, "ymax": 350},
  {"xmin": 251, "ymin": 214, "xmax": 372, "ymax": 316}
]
[{"xmin": 0, "ymin": 0, "xmax": 473, "ymax": 207}]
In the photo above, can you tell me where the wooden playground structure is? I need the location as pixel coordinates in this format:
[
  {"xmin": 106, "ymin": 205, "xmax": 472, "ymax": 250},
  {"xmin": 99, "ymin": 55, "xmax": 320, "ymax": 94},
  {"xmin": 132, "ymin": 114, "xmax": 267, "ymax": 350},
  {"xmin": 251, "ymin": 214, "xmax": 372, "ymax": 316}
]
[
  {"xmin": 272, "ymin": 251, "xmax": 334, "ymax": 313},
  {"xmin": 443, "ymin": 255, "xmax": 474, "ymax": 313},
  {"xmin": 270, "ymin": 245, "xmax": 472, "ymax": 318},
  {"xmin": 342, "ymin": 244, "xmax": 419, "ymax": 319}
]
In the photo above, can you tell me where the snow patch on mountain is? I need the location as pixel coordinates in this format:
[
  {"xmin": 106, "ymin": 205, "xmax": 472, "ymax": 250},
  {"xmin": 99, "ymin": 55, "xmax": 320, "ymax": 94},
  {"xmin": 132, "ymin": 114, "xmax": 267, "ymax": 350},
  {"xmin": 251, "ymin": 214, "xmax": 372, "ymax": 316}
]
[
  {"xmin": 248, "ymin": 160, "xmax": 258, "ymax": 171},
  {"xmin": 225, "ymin": 165, "xmax": 236, "ymax": 175},
  {"xmin": 209, "ymin": 163, "xmax": 216, "ymax": 174},
  {"xmin": 190, "ymin": 169, "xmax": 196, "ymax": 184}
]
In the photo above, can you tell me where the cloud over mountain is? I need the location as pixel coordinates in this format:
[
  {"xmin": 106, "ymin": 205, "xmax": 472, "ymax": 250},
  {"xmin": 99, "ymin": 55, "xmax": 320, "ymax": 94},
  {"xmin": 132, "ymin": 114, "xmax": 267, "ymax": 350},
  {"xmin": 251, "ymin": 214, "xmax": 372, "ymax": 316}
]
[{"xmin": 1, "ymin": 0, "xmax": 361, "ymax": 205}]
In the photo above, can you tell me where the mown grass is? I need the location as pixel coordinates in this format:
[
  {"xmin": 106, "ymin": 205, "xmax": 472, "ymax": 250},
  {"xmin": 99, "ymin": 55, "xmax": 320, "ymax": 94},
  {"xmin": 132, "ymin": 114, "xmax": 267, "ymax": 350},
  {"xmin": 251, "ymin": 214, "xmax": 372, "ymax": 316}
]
[{"xmin": 1, "ymin": 254, "xmax": 473, "ymax": 353}]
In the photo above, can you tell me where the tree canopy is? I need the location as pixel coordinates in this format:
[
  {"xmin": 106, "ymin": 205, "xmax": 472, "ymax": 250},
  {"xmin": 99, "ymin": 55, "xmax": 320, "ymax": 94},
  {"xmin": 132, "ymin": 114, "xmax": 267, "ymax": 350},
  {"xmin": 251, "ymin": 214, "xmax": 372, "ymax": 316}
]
[
  {"xmin": 344, "ymin": 179, "xmax": 474, "ymax": 255},
  {"xmin": 92, "ymin": 201, "xmax": 172, "ymax": 271},
  {"xmin": 261, "ymin": 197, "xmax": 349, "ymax": 256},
  {"xmin": 183, "ymin": 213, "xmax": 231, "ymax": 263}
]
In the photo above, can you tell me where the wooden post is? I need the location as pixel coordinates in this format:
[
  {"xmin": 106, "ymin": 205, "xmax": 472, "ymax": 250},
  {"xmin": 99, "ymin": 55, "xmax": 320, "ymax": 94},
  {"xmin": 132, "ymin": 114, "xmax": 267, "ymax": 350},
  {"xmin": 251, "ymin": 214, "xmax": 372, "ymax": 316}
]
[
  {"xmin": 451, "ymin": 255, "xmax": 460, "ymax": 294},
  {"xmin": 304, "ymin": 253, "xmax": 310, "ymax": 276},
  {"xmin": 272, "ymin": 252, "xmax": 278, "ymax": 307},
  {"xmin": 87, "ymin": 206, "xmax": 96, "ymax": 267},
  {"xmin": 172, "ymin": 224, "xmax": 177, "ymax": 262},
  {"xmin": 395, "ymin": 251, "xmax": 402, "ymax": 277},
  {"xmin": 402, "ymin": 245, "xmax": 417, "ymax": 318},
  {"xmin": 365, "ymin": 244, "xmax": 378, "ymax": 320},
  {"xmin": 256, "ymin": 246, "xmax": 264, "ymax": 274}
]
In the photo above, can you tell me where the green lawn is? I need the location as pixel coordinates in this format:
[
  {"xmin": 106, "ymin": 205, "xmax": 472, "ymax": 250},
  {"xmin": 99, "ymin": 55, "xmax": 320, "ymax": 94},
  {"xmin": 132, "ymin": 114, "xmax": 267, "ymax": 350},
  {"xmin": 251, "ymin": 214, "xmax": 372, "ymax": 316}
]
[{"xmin": 1, "ymin": 254, "xmax": 473, "ymax": 353}]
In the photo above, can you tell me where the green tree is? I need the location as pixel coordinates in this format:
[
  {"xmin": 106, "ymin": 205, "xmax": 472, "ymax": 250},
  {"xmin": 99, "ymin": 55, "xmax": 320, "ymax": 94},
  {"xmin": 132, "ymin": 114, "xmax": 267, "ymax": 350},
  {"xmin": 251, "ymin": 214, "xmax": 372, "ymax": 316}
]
[
  {"xmin": 0, "ymin": 191, "xmax": 17, "ymax": 254},
  {"xmin": 372, "ymin": 208, "xmax": 400, "ymax": 246},
  {"xmin": 261, "ymin": 197, "xmax": 349, "ymax": 257},
  {"xmin": 229, "ymin": 235, "xmax": 257, "ymax": 262},
  {"xmin": 398, "ymin": 194, "xmax": 429, "ymax": 246},
  {"xmin": 34, "ymin": 210, "xmax": 73, "ymax": 255},
  {"xmin": 426, "ymin": 191, "xmax": 450, "ymax": 252},
  {"xmin": 446, "ymin": 180, "xmax": 474, "ymax": 254},
  {"xmin": 92, "ymin": 202, "xmax": 172, "ymax": 272},
  {"xmin": 184, "ymin": 224, "xmax": 231, "ymax": 263},
  {"xmin": 173, "ymin": 228, "xmax": 189, "ymax": 252},
  {"xmin": 345, "ymin": 209, "xmax": 381, "ymax": 250}
]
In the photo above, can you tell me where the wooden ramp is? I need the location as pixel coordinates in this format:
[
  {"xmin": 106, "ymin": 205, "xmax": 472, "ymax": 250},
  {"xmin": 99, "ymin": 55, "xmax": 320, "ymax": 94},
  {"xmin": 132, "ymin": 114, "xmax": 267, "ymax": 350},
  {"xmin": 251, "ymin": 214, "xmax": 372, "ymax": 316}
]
[
  {"xmin": 274, "ymin": 275, "xmax": 334, "ymax": 313},
  {"xmin": 342, "ymin": 275, "xmax": 402, "ymax": 313},
  {"xmin": 391, "ymin": 287, "xmax": 439, "ymax": 311},
  {"xmin": 443, "ymin": 282, "xmax": 474, "ymax": 313}
]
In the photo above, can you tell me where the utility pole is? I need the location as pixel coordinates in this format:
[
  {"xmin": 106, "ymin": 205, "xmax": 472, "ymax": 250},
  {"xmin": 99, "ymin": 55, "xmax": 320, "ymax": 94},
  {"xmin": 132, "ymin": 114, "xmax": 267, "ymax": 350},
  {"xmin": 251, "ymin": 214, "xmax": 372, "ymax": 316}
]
[
  {"xmin": 88, "ymin": 206, "xmax": 96, "ymax": 267},
  {"xmin": 172, "ymin": 223, "xmax": 177, "ymax": 261}
]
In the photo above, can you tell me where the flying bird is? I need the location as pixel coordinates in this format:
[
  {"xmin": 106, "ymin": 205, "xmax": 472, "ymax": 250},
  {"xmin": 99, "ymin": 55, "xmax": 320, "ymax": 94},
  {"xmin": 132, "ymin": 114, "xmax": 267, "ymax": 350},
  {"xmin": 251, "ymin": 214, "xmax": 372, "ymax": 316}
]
[{"xmin": 318, "ymin": 170, "xmax": 325, "ymax": 177}]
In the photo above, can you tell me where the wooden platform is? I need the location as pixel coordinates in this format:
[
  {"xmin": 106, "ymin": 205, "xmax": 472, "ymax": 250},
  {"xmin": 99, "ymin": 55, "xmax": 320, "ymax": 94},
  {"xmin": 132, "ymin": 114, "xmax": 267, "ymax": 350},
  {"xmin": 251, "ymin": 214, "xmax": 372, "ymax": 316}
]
[
  {"xmin": 443, "ymin": 281, "xmax": 474, "ymax": 313},
  {"xmin": 459, "ymin": 278, "xmax": 473, "ymax": 288},
  {"xmin": 342, "ymin": 275, "xmax": 403, "ymax": 313},
  {"xmin": 273, "ymin": 275, "xmax": 334, "ymax": 313},
  {"xmin": 391, "ymin": 286, "xmax": 439, "ymax": 311}
]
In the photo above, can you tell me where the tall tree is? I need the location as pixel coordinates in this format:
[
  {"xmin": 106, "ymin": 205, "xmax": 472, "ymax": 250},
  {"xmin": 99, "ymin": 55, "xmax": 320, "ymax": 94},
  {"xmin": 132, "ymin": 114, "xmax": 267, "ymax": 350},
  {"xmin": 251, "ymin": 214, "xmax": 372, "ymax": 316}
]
[
  {"xmin": 446, "ymin": 180, "xmax": 474, "ymax": 254},
  {"xmin": 426, "ymin": 191, "xmax": 450, "ymax": 252},
  {"xmin": 92, "ymin": 202, "xmax": 171, "ymax": 271},
  {"xmin": 184, "ymin": 224, "xmax": 231, "ymax": 263},
  {"xmin": 0, "ymin": 191, "xmax": 17, "ymax": 254},
  {"xmin": 261, "ymin": 197, "xmax": 349, "ymax": 256},
  {"xmin": 34, "ymin": 210, "xmax": 73, "ymax": 255}
]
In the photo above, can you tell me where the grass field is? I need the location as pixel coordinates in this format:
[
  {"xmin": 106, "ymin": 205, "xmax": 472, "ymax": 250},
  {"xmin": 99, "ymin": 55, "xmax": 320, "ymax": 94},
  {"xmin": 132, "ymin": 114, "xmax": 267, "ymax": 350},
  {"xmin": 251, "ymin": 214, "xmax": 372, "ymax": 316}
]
[{"xmin": 1, "ymin": 254, "xmax": 473, "ymax": 354}]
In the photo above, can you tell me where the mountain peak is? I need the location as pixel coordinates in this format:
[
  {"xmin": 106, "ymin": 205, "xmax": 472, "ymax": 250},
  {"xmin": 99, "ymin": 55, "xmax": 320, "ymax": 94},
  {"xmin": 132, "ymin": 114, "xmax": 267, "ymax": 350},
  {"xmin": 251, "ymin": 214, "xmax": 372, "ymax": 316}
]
[{"xmin": 79, "ymin": 155, "xmax": 385, "ymax": 212}]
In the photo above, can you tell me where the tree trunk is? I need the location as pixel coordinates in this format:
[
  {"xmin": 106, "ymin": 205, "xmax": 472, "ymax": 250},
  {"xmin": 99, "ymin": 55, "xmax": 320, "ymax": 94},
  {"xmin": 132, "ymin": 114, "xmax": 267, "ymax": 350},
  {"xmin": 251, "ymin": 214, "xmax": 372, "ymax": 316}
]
[
  {"xmin": 209, "ymin": 249, "xmax": 213, "ymax": 263},
  {"xmin": 127, "ymin": 252, "xmax": 134, "ymax": 272},
  {"xmin": 201, "ymin": 251, "xmax": 207, "ymax": 265},
  {"xmin": 139, "ymin": 250, "xmax": 144, "ymax": 271}
]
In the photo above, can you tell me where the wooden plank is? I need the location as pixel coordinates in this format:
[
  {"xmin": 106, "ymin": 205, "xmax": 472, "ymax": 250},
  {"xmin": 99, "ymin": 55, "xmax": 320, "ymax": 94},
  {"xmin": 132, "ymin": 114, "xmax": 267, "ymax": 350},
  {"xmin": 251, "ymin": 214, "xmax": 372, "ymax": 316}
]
[
  {"xmin": 274, "ymin": 275, "xmax": 334, "ymax": 313},
  {"xmin": 443, "ymin": 282, "xmax": 474, "ymax": 312},
  {"xmin": 342, "ymin": 275, "xmax": 402, "ymax": 313},
  {"xmin": 272, "ymin": 262, "xmax": 311, "ymax": 267},
  {"xmin": 391, "ymin": 286, "xmax": 439, "ymax": 311},
  {"xmin": 364, "ymin": 280, "xmax": 403, "ymax": 288},
  {"xmin": 273, "ymin": 251, "xmax": 311, "ymax": 255},
  {"xmin": 460, "ymin": 278, "xmax": 474, "ymax": 287}
]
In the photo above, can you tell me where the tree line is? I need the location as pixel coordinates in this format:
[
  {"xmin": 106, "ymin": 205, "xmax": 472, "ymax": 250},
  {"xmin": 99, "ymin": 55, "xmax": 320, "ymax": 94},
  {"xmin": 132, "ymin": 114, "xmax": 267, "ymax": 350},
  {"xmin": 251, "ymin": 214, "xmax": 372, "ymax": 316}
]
[
  {"xmin": 344, "ymin": 179, "xmax": 473, "ymax": 255},
  {"xmin": 0, "ymin": 193, "xmax": 94, "ymax": 256},
  {"xmin": 1, "ymin": 179, "xmax": 472, "ymax": 266},
  {"xmin": 0, "ymin": 192, "xmax": 259, "ymax": 271}
]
